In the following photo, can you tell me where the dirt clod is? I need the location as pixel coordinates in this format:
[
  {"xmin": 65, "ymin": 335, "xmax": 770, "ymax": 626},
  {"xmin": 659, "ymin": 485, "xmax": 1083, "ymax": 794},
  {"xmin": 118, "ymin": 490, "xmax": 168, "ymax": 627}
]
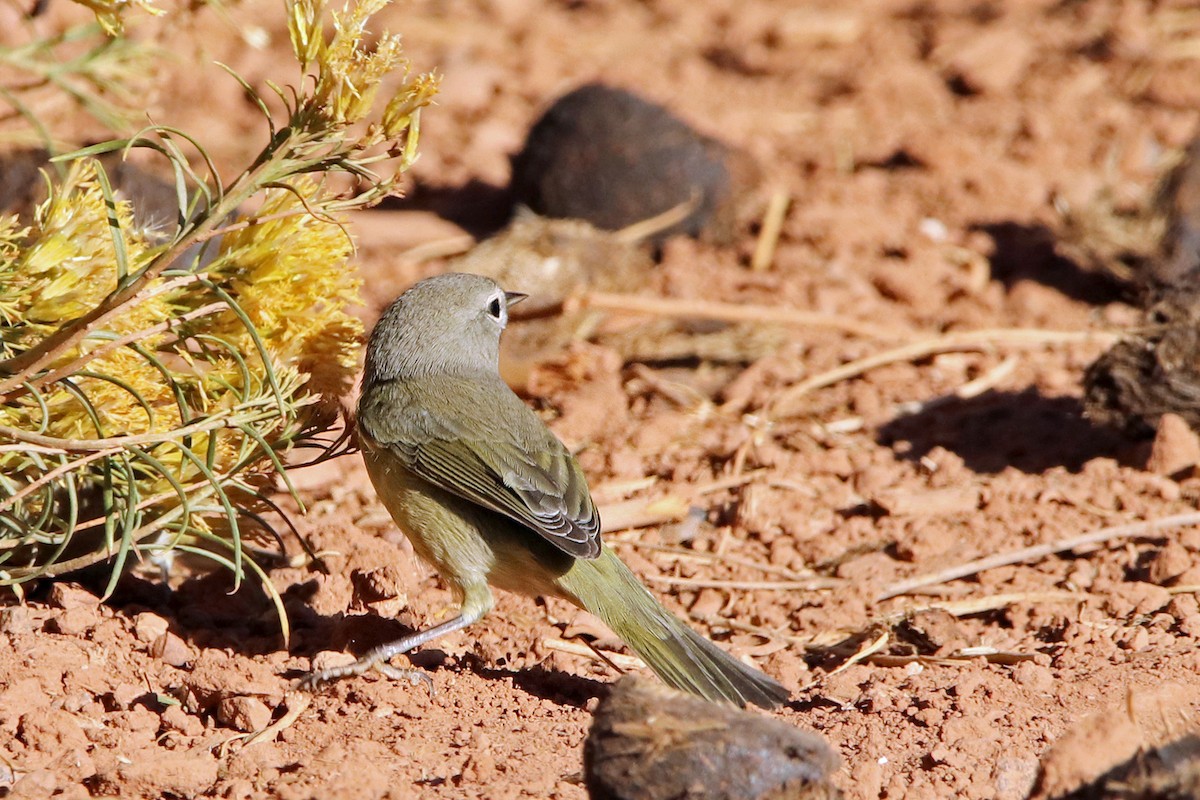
[
  {"xmin": 217, "ymin": 696, "xmax": 273, "ymax": 734},
  {"xmin": 133, "ymin": 612, "xmax": 170, "ymax": 644},
  {"xmin": 1145, "ymin": 413, "xmax": 1200, "ymax": 477},
  {"xmin": 150, "ymin": 632, "xmax": 194, "ymax": 667},
  {"xmin": 510, "ymin": 83, "xmax": 747, "ymax": 244},
  {"xmin": 584, "ymin": 676, "xmax": 841, "ymax": 800},
  {"xmin": 46, "ymin": 583, "xmax": 99, "ymax": 610},
  {"xmin": 1084, "ymin": 287, "xmax": 1200, "ymax": 434}
]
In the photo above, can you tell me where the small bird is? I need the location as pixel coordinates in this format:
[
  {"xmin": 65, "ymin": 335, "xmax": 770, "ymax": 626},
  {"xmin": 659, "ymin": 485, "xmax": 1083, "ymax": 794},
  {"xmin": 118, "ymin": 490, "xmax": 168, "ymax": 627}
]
[{"xmin": 303, "ymin": 272, "xmax": 788, "ymax": 708}]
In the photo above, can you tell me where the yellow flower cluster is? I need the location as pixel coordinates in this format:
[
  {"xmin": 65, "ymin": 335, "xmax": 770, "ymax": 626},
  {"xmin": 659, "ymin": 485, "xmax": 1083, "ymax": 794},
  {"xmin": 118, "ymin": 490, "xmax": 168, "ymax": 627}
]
[
  {"xmin": 311, "ymin": 0, "xmax": 405, "ymax": 126},
  {"xmin": 2, "ymin": 161, "xmax": 169, "ymax": 442},
  {"xmin": 70, "ymin": 0, "xmax": 163, "ymax": 36},
  {"xmin": 290, "ymin": 0, "xmax": 439, "ymax": 138},
  {"xmin": 210, "ymin": 180, "xmax": 364, "ymax": 400},
  {"xmin": 0, "ymin": 0, "xmax": 431, "ymax": 594},
  {"xmin": 0, "ymin": 160, "xmax": 362, "ymax": 527}
]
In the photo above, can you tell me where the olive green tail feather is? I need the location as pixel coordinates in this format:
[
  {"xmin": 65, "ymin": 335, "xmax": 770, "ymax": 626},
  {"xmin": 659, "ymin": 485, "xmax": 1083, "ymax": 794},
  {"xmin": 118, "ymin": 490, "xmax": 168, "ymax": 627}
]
[{"xmin": 559, "ymin": 547, "xmax": 790, "ymax": 709}]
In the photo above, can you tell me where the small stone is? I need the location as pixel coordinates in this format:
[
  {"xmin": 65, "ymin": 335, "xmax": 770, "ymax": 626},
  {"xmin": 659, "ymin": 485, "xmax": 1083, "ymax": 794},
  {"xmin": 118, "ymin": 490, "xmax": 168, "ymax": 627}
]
[
  {"xmin": 160, "ymin": 704, "xmax": 204, "ymax": 737},
  {"xmin": 91, "ymin": 749, "xmax": 219, "ymax": 797},
  {"xmin": 1147, "ymin": 539, "xmax": 1193, "ymax": 585},
  {"xmin": 46, "ymin": 583, "xmax": 99, "ymax": 610},
  {"xmin": 585, "ymin": 676, "xmax": 842, "ymax": 800},
  {"xmin": 18, "ymin": 708, "xmax": 89, "ymax": 752},
  {"xmin": 309, "ymin": 650, "xmax": 357, "ymax": 673},
  {"xmin": 461, "ymin": 731, "xmax": 497, "ymax": 783},
  {"xmin": 689, "ymin": 588, "xmax": 726, "ymax": 619},
  {"xmin": 224, "ymin": 778, "xmax": 255, "ymax": 800},
  {"xmin": 349, "ymin": 566, "xmax": 408, "ymax": 617},
  {"xmin": 895, "ymin": 609, "xmax": 968, "ymax": 655},
  {"xmin": 12, "ymin": 769, "xmax": 59, "ymax": 797},
  {"xmin": 45, "ymin": 607, "xmax": 98, "ymax": 637},
  {"xmin": 150, "ymin": 632, "xmax": 194, "ymax": 668},
  {"xmin": 0, "ymin": 605, "xmax": 37, "ymax": 634},
  {"xmin": 1120, "ymin": 627, "xmax": 1152, "ymax": 652},
  {"xmin": 941, "ymin": 26, "xmax": 1034, "ymax": 94},
  {"xmin": 1104, "ymin": 582, "xmax": 1173, "ymax": 618},
  {"xmin": 133, "ymin": 612, "xmax": 170, "ymax": 644},
  {"xmin": 108, "ymin": 683, "xmax": 144, "ymax": 711},
  {"xmin": 873, "ymin": 486, "xmax": 981, "ymax": 517},
  {"xmin": 216, "ymin": 696, "xmax": 273, "ymax": 733},
  {"xmin": 1146, "ymin": 413, "xmax": 1200, "ymax": 476},
  {"xmin": 1011, "ymin": 662, "xmax": 1055, "ymax": 694}
]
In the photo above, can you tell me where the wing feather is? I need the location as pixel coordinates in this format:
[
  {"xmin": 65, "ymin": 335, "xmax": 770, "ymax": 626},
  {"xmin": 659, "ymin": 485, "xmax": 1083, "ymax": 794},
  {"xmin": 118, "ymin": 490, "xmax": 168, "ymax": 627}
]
[{"xmin": 365, "ymin": 384, "xmax": 601, "ymax": 559}]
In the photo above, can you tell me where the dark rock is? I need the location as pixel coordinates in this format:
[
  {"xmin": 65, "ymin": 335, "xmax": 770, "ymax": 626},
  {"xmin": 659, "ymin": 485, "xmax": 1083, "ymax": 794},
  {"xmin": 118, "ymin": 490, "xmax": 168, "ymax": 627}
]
[{"xmin": 585, "ymin": 676, "xmax": 841, "ymax": 800}]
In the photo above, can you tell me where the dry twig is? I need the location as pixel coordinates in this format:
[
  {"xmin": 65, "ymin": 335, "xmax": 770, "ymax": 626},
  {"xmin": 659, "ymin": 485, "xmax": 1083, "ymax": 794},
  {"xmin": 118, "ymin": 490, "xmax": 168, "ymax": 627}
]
[
  {"xmin": 772, "ymin": 327, "xmax": 1118, "ymax": 416},
  {"xmin": 877, "ymin": 513, "xmax": 1200, "ymax": 600},
  {"xmin": 802, "ymin": 629, "xmax": 890, "ymax": 690},
  {"xmin": 642, "ymin": 575, "xmax": 842, "ymax": 591},
  {"xmin": 216, "ymin": 692, "xmax": 312, "ymax": 756},
  {"xmin": 576, "ymin": 291, "xmax": 906, "ymax": 339},
  {"xmin": 750, "ymin": 190, "xmax": 790, "ymax": 272},
  {"xmin": 542, "ymin": 637, "xmax": 645, "ymax": 670}
]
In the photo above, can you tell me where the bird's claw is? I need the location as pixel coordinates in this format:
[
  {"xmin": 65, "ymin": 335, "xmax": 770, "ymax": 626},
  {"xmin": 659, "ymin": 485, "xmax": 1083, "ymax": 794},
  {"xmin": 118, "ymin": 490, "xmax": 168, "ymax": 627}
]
[
  {"xmin": 374, "ymin": 662, "xmax": 436, "ymax": 696},
  {"xmin": 296, "ymin": 657, "xmax": 433, "ymax": 696}
]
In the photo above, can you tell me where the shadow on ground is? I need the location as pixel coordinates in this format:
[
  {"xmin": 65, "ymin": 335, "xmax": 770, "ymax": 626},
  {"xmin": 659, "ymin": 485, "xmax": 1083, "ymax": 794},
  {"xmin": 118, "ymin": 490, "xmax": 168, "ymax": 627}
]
[
  {"xmin": 974, "ymin": 220, "xmax": 1129, "ymax": 305},
  {"xmin": 381, "ymin": 178, "xmax": 514, "ymax": 239},
  {"xmin": 877, "ymin": 388, "xmax": 1132, "ymax": 474},
  {"xmin": 72, "ymin": 568, "xmax": 609, "ymax": 707}
]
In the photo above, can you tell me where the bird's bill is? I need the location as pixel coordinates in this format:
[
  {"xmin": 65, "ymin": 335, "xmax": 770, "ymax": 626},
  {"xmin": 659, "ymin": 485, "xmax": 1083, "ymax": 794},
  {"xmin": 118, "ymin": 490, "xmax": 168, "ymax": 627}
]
[{"xmin": 504, "ymin": 291, "xmax": 529, "ymax": 308}]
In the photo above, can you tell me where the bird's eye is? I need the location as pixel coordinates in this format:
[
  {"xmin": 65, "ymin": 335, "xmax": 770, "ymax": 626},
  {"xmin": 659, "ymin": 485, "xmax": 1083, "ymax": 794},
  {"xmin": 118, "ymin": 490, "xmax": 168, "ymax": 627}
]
[{"xmin": 487, "ymin": 296, "xmax": 503, "ymax": 319}]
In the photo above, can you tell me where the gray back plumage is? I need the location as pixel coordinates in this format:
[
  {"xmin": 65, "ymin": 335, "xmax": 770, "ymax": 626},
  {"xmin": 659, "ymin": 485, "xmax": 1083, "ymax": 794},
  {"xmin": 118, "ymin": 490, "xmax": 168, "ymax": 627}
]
[{"xmin": 359, "ymin": 272, "xmax": 602, "ymax": 559}]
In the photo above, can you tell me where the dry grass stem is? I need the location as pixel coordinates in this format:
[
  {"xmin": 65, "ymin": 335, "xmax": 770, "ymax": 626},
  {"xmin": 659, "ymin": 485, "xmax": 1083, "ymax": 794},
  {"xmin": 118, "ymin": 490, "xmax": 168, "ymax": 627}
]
[
  {"xmin": 877, "ymin": 512, "xmax": 1200, "ymax": 600},
  {"xmin": 238, "ymin": 692, "xmax": 312, "ymax": 750},
  {"xmin": 695, "ymin": 615, "xmax": 813, "ymax": 647},
  {"xmin": 397, "ymin": 234, "xmax": 476, "ymax": 264},
  {"xmin": 773, "ymin": 327, "xmax": 1119, "ymax": 416},
  {"xmin": 883, "ymin": 590, "xmax": 1089, "ymax": 619},
  {"xmin": 750, "ymin": 190, "xmax": 790, "ymax": 272},
  {"xmin": 628, "ymin": 364, "xmax": 710, "ymax": 409},
  {"xmin": 610, "ymin": 538, "xmax": 826, "ymax": 582},
  {"xmin": 597, "ymin": 471, "xmax": 763, "ymax": 532},
  {"xmin": 892, "ymin": 355, "xmax": 1019, "ymax": 416},
  {"xmin": 576, "ymin": 291, "xmax": 906, "ymax": 339},
  {"xmin": 542, "ymin": 637, "xmax": 645, "ymax": 670},
  {"xmin": 614, "ymin": 194, "xmax": 701, "ymax": 244},
  {"xmin": 802, "ymin": 629, "xmax": 890, "ymax": 690},
  {"xmin": 598, "ymin": 496, "xmax": 691, "ymax": 532},
  {"xmin": 590, "ymin": 476, "xmax": 660, "ymax": 503},
  {"xmin": 711, "ymin": 590, "xmax": 1084, "ymax": 653},
  {"xmin": 867, "ymin": 650, "xmax": 1038, "ymax": 667},
  {"xmin": 642, "ymin": 575, "xmax": 842, "ymax": 591}
]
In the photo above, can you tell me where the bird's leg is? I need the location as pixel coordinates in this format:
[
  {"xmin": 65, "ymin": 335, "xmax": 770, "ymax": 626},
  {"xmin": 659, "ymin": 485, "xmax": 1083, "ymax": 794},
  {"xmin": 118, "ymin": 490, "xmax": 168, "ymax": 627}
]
[{"xmin": 298, "ymin": 613, "xmax": 476, "ymax": 691}]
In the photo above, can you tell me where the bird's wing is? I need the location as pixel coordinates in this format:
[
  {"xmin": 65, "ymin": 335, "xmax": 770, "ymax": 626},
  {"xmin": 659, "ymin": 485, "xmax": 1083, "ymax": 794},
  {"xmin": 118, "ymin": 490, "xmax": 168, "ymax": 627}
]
[
  {"xmin": 404, "ymin": 437, "xmax": 601, "ymax": 559},
  {"xmin": 364, "ymin": 386, "xmax": 602, "ymax": 559}
]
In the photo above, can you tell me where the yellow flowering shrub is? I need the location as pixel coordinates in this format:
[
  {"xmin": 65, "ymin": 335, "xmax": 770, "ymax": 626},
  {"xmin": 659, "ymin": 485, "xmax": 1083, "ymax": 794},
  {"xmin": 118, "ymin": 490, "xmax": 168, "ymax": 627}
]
[{"xmin": 0, "ymin": 0, "xmax": 437, "ymax": 628}]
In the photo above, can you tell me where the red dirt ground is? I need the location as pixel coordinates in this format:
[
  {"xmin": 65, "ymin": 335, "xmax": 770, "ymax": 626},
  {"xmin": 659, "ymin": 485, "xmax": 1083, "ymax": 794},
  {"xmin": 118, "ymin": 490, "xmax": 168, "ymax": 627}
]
[{"xmin": 3, "ymin": 0, "xmax": 1200, "ymax": 798}]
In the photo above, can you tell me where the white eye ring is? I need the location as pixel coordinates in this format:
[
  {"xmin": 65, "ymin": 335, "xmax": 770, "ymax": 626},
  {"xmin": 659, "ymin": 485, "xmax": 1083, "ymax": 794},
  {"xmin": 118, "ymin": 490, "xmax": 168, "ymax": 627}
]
[{"xmin": 487, "ymin": 295, "xmax": 504, "ymax": 320}]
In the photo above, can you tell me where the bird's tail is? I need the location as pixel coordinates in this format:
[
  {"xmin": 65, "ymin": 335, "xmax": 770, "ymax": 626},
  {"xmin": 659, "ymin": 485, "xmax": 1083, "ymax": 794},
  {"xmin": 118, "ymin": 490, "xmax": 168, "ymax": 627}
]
[{"xmin": 557, "ymin": 546, "xmax": 790, "ymax": 709}]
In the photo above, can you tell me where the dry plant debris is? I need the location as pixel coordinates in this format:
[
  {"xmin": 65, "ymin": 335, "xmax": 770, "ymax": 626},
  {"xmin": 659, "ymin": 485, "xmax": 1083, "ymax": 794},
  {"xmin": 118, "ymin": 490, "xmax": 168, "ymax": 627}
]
[
  {"xmin": 0, "ymin": 0, "xmax": 436, "ymax": 621},
  {"xmin": 2, "ymin": 0, "xmax": 1200, "ymax": 798},
  {"xmin": 510, "ymin": 83, "xmax": 756, "ymax": 245},
  {"xmin": 584, "ymin": 676, "xmax": 842, "ymax": 800}
]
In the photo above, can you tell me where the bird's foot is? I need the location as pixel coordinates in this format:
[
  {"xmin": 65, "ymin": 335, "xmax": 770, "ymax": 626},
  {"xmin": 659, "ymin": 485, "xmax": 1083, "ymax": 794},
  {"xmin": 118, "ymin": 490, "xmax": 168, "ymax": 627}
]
[
  {"xmin": 296, "ymin": 615, "xmax": 473, "ymax": 694},
  {"xmin": 297, "ymin": 657, "xmax": 434, "ymax": 695}
]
